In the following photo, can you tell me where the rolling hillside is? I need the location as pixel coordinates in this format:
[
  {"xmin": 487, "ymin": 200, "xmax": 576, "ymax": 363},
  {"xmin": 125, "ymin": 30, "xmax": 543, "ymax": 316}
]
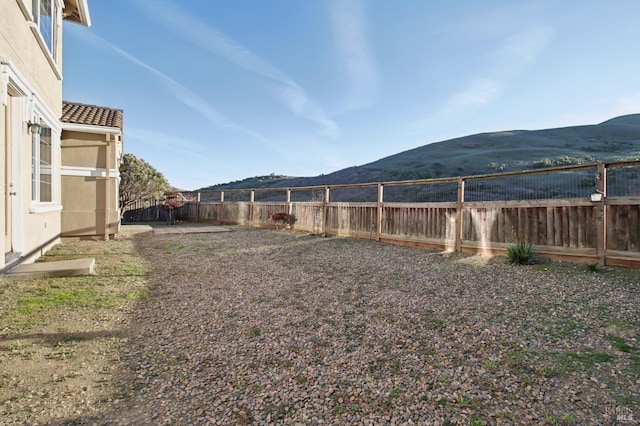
[{"xmin": 201, "ymin": 114, "xmax": 640, "ymax": 190}]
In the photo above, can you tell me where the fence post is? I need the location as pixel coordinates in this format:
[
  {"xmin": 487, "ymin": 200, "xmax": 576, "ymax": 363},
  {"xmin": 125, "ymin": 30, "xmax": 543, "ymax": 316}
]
[
  {"xmin": 286, "ymin": 188, "xmax": 291, "ymax": 215},
  {"xmin": 196, "ymin": 192, "xmax": 201, "ymax": 223},
  {"xmin": 376, "ymin": 183, "xmax": 383, "ymax": 241},
  {"xmin": 322, "ymin": 187, "xmax": 330, "ymax": 236},
  {"xmin": 219, "ymin": 191, "xmax": 224, "ymax": 224},
  {"xmin": 596, "ymin": 163, "xmax": 607, "ymax": 266},
  {"xmin": 455, "ymin": 178, "xmax": 464, "ymax": 252},
  {"xmin": 250, "ymin": 190, "xmax": 255, "ymax": 224}
]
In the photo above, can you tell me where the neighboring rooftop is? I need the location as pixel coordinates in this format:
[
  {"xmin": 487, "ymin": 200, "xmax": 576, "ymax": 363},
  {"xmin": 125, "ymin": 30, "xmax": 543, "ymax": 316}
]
[
  {"xmin": 62, "ymin": 0, "xmax": 91, "ymax": 26},
  {"xmin": 61, "ymin": 101, "xmax": 123, "ymax": 129}
]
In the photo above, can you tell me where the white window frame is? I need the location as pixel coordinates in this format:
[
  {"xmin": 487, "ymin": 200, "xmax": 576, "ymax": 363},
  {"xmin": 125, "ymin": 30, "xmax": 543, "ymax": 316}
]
[
  {"xmin": 28, "ymin": 0, "xmax": 63, "ymax": 79},
  {"xmin": 29, "ymin": 99, "xmax": 62, "ymax": 212},
  {"xmin": 31, "ymin": 120, "xmax": 53, "ymax": 203}
]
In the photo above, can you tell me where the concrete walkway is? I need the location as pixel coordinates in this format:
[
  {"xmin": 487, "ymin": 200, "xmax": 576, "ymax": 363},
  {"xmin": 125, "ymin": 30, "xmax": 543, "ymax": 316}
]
[
  {"xmin": 120, "ymin": 223, "xmax": 232, "ymax": 236},
  {"xmin": 3, "ymin": 258, "xmax": 96, "ymax": 280},
  {"xmin": 151, "ymin": 225, "xmax": 231, "ymax": 235},
  {"xmin": 2, "ymin": 224, "xmax": 231, "ymax": 280}
]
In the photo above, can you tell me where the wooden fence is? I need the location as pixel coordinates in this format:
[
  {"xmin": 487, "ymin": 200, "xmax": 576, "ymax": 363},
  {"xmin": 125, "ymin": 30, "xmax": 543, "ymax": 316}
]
[{"xmin": 125, "ymin": 160, "xmax": 640, "ymax": 267}]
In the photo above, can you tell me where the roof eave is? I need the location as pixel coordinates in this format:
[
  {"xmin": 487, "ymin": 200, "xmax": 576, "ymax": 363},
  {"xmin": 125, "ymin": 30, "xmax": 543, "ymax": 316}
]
[
  {"xmin": 63, "ymin": 0, "xmax": 91, "ymax": 27},
  {"xmin": 62, "ymin": 122, "xmax": 122, "ymax": 135}
]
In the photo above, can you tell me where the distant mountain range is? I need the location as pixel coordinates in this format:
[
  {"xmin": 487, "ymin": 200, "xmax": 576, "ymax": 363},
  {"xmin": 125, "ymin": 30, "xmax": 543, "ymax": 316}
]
[{"xmin": 199, "ymin": 114, "xmax": 640, "ymax": 191}]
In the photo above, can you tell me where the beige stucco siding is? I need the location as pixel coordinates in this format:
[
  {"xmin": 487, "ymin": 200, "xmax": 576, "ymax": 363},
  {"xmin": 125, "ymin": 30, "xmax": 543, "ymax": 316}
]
[
  {"xmin": 61, "ymin": 132, "xmax": 109, "ymax": 167},
  {"xmin": 61, "ymin": 175, "xmax": 120, "ymax": 237},
  {"xmin": 1, "ymin": 0, "xmax": 65, "ymax": 266},
  {"xmin": 0, "ymin": 1, "xmax": 63, "ymax": 113},
  {"xmin": 61, "ymin": 131, "xmax": 121, "ymax": 238}
]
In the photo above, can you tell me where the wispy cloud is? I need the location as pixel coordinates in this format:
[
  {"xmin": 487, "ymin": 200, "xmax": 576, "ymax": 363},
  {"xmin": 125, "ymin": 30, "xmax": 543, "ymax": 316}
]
[
  {"xmin": 329, "ymin": 0, "xmax": 379, "ymax": 114},
  {"xmin": 445, "ymin": 78, "xmax": 501, "ymax": 111},
  {"xmin": 66, "ymin": 26, "xmax": 265, "ymax": 143},
  {"xmin": 502, "ymin": 27, "xmax": 555, "ymax": 67},
  {"xmin": 126, "ymin": 127, "xmax": 212, "ymax": 162},
  {"xmin": 444, "ymin": 27, "xmax": 554, "ymax": 112},
  {"xmin": 135, "ymin": 0, "xmax": 339, "ymax": 138},
  {"xmin": 405, "ymin": 23, "xmax": 554, "ymax": 139}
]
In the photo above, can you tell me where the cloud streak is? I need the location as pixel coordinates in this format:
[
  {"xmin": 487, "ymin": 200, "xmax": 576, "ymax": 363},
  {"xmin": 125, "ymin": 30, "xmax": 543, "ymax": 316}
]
[
  {"xmin": 329, "ymin": 0, "xmax": 379, "ymax": 114},
  {"xmin": 66, "ymin": 26, "xmax": 265, "ymax": 143},
  {"xmin": 444, "ymin": 26, "xmax": 554, "ymax": 112},
  {"xmin": 135, "ymin": 0, "xmax": 339, "ymax": 138}
]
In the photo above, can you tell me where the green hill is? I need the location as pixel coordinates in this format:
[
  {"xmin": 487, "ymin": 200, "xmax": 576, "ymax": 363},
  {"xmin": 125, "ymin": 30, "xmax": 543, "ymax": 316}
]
[{"xmin": 200, "ymin": 114, "xmax": 640, "ymax": 190}]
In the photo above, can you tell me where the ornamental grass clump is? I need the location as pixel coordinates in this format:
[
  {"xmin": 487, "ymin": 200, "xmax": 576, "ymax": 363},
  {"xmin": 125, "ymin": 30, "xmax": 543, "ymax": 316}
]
[{"xmin": 506, "ymin": 241, "xmax": 536, "ymax": 265}]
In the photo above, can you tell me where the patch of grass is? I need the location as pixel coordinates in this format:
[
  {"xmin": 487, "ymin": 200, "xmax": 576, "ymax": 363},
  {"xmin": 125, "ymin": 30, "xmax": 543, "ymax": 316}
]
[
  {"xmin": 549, "ymin": 351, "xmax": 613, "ymax": 374},
  {"xmin": 629, "ymin": 354, "xmax": 640, "ymax": 375},
  {"xmin": 334, "ymin": 405, "xmax": 346, "ymax": 415},
  {"xmin": 16, "ymin": 287, "xmax": 111, "ymax": 316},
  {"xmin": 483, "ymin": 360, "xmax": 497, "ymax": 372},
  {"xmin": 586, "ymin": 262, "xmax": 602, "ymax": 273},
  {"xmin": 158, "ymin": 241, "xmax": 185, "ymax": 254},
  {"xmin": 618, "ymin": 393, "xmax": 635, "ymax": 406},
  {"xmin": 53, "ymin": 335, "xmax": 89, "ymax": 346},
  {"xmin": 561, "ymin": 413, "xmax": 575, "ymax": 425},
  {"xmin": 469, "ymin": 414, "xmax": 485, "ymax": 426},
  {"xmin": 505, "ymin": 349, "xmax": 531, "ymax": 375},
  {"xmin": 456, "ymin": 390, "xmax": 474, "ymax": 408},
  {"xmin": 545, "ymin": 319, "xmax": 583, "ymax": 341},
  {"xmin": 123, "ymin": 287, "xmax": 150, "ymax": 301},
  {"xmin": 421, "ymin": 310, "xmax": 444, "ymax": 330},
  {"xmin": 384, "ymin": 388, "xmax": 403, "ymax": 407},
  {"xmin": 606, "ymin": 335, "xmax": 635, "ymax": 353},
  {"xmin": 263, "ymin": 403, "xmax": 292, "ymax": 421}
]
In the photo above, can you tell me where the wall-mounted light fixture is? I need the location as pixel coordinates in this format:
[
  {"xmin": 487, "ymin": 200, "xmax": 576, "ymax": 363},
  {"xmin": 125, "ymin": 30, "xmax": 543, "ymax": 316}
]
[
  {"xmin": 589, "ymin": 192, "xmax": 603, "ymax": 202},
  {"xmin": 27, "ymin": 121, "xmax": 42, "ymax": 135}
]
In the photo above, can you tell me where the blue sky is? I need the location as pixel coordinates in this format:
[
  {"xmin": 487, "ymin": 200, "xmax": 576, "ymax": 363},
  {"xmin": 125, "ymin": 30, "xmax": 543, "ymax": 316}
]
[{"xmin": 63, "ymin": 1, "xmax": 640, "ymax": 190}]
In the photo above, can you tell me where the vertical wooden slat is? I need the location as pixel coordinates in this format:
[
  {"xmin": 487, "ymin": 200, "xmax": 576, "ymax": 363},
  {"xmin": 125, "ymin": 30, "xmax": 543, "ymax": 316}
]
[
  {"xmin": 322, "ymin": 187, "xmax": 329, "ymax": 236},
  {"xmin": 577, "ymin": 206, "xmax": 586, "ymax": 248},
  {"xmin": 455, "ymin": 178, "xmax": 464, "ymax": 252},
  {"xmin": 629, "ymin": 205, "xmax": 639, "ymax": 252},
  {"xmin": 553, "ymin": 207, "xmax": 562, "ymax": 247},
  {"xmin": 376, "ymin": 184, "xmax": 383, "ymax": 240},
  {"xmin": 568, "ymin": 206, "xmax": 578, "ymax": 248},
  {"xmin": 595, "ymin": 163, "xmax": 606, "ymax": 265},
  {"xmin": 561, "ymin": 206, "xmax": 570, "ymax": 247}
]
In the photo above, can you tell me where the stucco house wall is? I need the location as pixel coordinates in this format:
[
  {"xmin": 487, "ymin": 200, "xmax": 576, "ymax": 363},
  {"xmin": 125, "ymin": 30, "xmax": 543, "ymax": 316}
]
[
  {"xmin": 0, "ymin": 0, "xmax": 90, "ymax": 267},
  {"xmin": 60, "ymin": 103, "xmax": 123, "ymax": 239}
]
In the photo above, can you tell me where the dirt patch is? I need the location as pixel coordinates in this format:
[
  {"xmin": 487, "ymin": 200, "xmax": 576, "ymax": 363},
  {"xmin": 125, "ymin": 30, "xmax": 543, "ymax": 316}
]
[{"xmin": 0, "ymin": 234, "xmax": 148, "ymax": 424}]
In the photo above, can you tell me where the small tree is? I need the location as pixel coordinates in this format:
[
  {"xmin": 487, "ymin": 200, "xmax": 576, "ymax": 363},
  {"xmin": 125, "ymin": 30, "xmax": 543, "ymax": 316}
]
[
  {"xmin": 161, "ymin": 189, "xmax": 193, "ymax": 225},
  {"xmin": 119, "ymin": 154, "xmax": 169, "ymax": 218}
]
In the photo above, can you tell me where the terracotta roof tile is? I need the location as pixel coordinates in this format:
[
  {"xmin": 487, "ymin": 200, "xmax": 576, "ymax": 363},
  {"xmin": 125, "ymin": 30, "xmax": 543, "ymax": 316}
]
[{"xmin": 61, "ymin": 101, "xmax": 123, "ymax": 130}]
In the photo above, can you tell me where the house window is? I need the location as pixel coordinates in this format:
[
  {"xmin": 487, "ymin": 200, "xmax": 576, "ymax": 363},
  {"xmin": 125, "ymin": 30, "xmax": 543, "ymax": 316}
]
[
  {"xmin": 31, "ymin": 122, "xmax": 53, "ymax": 203},
  {"xmin": 32, "ymin": 0, "xmax": 58, "ymax": 60}
]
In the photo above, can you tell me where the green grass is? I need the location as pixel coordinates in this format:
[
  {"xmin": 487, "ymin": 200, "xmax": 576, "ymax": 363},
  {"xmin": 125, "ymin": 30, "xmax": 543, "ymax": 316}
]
[
  {"xmin": 606, "ymin": 335, "xmax": 635, "ymax": 352},
  {"xmin": 549, "ymin": 351, "xmax": 613, "ymax": 374},
  {"xmin": 158, "ymin": 241, "xmax": 185, "ymax": 254},
  {"xmin": 16, "ymin": 287, "xmax": 111, "ymax": 315},
  {"xmin": 263, "ymin": 403, "xmax": 292, "ymax": 421},
  {"xmin": 2, "ymin": 237, "xmax": 150, "ymax": 332}
]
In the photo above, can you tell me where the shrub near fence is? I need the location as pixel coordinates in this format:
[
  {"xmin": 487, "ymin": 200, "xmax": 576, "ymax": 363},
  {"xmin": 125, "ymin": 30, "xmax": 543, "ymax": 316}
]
[{"xmin": 124, "ymin": 160, "xmax": 640, "ymax": 267}]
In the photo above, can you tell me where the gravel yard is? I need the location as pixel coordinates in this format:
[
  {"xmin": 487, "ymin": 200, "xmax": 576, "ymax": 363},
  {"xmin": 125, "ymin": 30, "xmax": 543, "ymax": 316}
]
[{"xmin": 2, "ymin": 226, "xmax": 639, "ymax": 425}]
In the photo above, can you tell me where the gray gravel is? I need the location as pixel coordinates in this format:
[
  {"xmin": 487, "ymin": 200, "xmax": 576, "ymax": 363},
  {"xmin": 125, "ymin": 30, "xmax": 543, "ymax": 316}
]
[{"xmin": 90, "ymin": 227, "xmax": 638, "ymax": 425}]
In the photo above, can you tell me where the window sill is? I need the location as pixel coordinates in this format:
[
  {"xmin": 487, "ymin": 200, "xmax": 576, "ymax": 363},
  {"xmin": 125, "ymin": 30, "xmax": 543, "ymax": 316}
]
[{"xmin": 30, "ymin": 204, "xmax": 63, "ymax": 214}]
